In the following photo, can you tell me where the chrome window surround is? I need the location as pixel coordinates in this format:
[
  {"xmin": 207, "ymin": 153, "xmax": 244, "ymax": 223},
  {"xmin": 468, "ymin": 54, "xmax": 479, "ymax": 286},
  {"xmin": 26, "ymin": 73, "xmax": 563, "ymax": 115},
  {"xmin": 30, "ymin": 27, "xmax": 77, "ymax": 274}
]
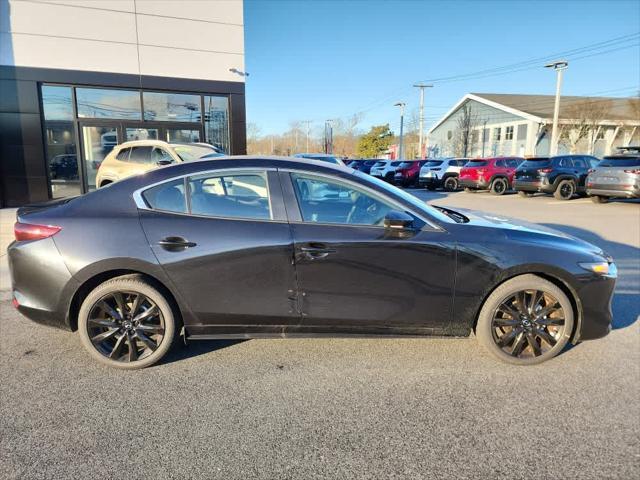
[{"xmin": 133, "ymin": 166, "xmax": 444, "ymax": 230}]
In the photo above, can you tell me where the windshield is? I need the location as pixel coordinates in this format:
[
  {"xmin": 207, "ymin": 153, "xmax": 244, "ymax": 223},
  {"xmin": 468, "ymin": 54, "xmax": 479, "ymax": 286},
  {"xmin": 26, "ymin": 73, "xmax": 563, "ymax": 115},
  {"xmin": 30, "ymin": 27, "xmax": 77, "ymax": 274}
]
[
  {"xmin": 355, "ymin": 171, "xmax": 453, "ymax": 224},
  {"xmin": 598, "ymin": 157, "xmax": 640, "ymax": 167},
  {"xmin": 423, "ymin": 160, "xmax": 443, "ymax": 167},
  {"xmin": 172, "ymin": 145, "xmax": 215, "ymax": 161},
  {"xmin": 465, "ymin": 160, "xmax": 487, "ymax": 167}
]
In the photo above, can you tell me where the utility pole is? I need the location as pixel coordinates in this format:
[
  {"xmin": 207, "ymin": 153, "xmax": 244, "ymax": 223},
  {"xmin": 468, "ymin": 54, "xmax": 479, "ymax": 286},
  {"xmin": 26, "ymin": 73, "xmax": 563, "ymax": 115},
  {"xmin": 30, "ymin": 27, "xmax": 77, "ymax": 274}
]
[
  {"xmin": 302, "ymin": 120, "xmax": 312, "ymax": 152},
  {"xmin": 394, "ymin": 102, "xmax": 406, "ymax": 160},
  {"xmin": 545, "ymin": 60, "xmax": 568, "ymax": 156},
  {"xmin": 413, "ymin": 83, "xmax": 433, "ymax": 158}
]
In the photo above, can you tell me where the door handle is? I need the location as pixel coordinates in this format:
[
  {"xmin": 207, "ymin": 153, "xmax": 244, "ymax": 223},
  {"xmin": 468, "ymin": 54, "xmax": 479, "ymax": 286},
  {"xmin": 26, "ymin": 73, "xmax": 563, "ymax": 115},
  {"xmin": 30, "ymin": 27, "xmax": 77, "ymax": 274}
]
[
  {"xmin": 299, "ymin": 245, "xmax": 336, "ymax": 260},
  {"xmin": 158, "ymin": 236, "xmax": 197, "ymax": 251}
]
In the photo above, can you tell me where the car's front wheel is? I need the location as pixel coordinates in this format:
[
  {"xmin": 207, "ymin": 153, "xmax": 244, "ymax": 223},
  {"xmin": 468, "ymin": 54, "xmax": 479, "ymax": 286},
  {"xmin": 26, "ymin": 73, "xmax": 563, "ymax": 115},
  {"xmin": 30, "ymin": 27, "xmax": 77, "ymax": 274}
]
[
  {"xmin": 78, "ymin": 275, "xmax": 177, "ymax": 369},
  {"xmin": 476, "ymin": 274, "xmax": 574, "ymax": 365}
]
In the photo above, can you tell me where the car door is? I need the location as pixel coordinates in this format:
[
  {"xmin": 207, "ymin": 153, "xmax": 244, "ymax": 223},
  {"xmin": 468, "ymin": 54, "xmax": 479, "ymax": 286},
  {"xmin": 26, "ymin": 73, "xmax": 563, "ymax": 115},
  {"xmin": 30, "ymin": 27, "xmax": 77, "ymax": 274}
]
[
  {"xmin": 280, "ymin": 170, "xmax": 456, "ymax": 335},
  {"xmin": 575, "ymin": 157, "xmax": 591, "ymax": 189},
  {"xmin": 138, "ymin": 169, "xmax": 299, "ymax": 335}
]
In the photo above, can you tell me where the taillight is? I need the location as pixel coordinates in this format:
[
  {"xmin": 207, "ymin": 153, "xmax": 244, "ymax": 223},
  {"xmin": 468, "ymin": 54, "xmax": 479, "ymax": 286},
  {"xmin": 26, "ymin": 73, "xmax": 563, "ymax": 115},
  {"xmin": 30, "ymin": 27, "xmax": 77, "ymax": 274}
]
[
  {"xmin": 539, "ymin": 168, "xmax": 553, "ymax": 173},
  {"xmin": 14, "ymin": 222, "xmax": 61, "ymax": 241},
  {"xmin": 623, "ymin": 169, "xmax": 640, "ymax": 174}
]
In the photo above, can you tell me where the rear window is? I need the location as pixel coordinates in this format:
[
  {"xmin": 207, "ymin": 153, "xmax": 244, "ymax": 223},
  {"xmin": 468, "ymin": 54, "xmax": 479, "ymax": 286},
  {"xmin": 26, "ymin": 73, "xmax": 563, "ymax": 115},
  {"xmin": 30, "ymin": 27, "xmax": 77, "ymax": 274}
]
[
  {"xmin": 466, "ymin": 160, "xmax": 487, "ymax": 167},
  {"xmin": 423, "ymin": 160, "xmax": 443, "ymax": 167},
  {"xmin": 374, "ymin": 161, "xmax": 386, "ymax": 166},
  {"xmin": 521, "ymin": 158, "xmax": 551, "ymax": 168},
  {"xmin": 598, "ymin": 157, "xmax": 640, "ymax": 167},
  {"xmin": 391, "ymin": 161, "xmax": 402, "ymax": 166}
]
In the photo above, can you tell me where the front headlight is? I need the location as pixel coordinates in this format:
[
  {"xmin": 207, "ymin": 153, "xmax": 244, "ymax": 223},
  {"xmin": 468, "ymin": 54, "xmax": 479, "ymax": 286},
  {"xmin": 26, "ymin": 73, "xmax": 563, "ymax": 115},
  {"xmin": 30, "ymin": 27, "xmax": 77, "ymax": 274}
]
[{"xmin": 578, "ymin": 261, "xmax": 617, "ymax": 277}]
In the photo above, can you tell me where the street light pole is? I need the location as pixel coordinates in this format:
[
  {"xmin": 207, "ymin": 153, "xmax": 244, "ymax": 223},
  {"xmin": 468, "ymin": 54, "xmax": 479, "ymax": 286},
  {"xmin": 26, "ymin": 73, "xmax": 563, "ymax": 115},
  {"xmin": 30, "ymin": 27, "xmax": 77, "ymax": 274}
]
[
  {"xmin": 413, "ymin": 83, "xmax": 433, "ymax": 158},
  {"xmin": 545, "ymin": 60, "xmax": 568, "ymax": 156},
  {"xmin": 302, "ymin": 120, "xmax": 311, "ymax": 152},
  {"xmin": 394, "ymin": 102, "xmax": 406, "ymax": 160}
]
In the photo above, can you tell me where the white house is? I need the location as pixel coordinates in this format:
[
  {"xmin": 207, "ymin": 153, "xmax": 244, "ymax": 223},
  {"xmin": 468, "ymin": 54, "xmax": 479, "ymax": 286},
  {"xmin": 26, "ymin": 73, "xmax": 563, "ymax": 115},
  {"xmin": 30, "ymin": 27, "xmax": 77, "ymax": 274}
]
[{"xmin": 427, "ymin": 93, "xmax": 640, "ymax": 158}]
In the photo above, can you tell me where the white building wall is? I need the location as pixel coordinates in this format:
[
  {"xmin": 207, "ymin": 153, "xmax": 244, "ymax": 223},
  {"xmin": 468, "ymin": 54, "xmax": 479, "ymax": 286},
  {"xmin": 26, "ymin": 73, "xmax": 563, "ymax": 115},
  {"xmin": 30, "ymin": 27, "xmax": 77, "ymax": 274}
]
[{"xmin": 0, "ymin": 0, "xmax": 245, "ymax": 82}]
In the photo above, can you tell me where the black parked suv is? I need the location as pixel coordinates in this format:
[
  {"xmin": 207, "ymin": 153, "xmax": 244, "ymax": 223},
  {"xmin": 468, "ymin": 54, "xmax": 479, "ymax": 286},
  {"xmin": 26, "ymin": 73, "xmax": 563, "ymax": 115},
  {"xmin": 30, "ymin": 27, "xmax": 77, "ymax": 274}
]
[{"xmin": 514, "ymin": 155, "xmax": 600, "ymax": 200}]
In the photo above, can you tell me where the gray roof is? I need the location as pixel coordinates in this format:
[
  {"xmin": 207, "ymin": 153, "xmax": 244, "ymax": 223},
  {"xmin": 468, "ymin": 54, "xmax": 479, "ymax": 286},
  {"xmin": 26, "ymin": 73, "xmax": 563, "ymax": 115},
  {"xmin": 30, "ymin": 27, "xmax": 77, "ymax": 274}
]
[{"xmin": 472, "ymin": 93, "xmax": 639, "ymax": 121}]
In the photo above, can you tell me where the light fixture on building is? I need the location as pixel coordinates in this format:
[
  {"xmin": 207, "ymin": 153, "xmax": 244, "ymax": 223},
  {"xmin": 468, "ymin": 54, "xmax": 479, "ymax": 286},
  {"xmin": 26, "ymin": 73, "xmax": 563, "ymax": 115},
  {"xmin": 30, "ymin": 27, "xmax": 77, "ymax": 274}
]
[{"xmin": 229, "ymin": 68, "xmax": 249, "ymax": 77}]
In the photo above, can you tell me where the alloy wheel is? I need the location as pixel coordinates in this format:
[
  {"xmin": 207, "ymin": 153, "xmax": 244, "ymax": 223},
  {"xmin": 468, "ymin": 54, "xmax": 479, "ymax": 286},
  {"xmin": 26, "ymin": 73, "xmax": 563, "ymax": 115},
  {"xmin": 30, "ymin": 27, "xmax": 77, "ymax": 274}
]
[
  {"xmin": 491, "ymin": 289, "xmax": 566, "ymax": 359},
  {"xmin": 560, "ymin": 182, "xmax": 574, "ymax": 199},
  {"xmin": 492, "ymin": 179, "xmax": 507, "ymax": 194},
  {"xmin": 86, "ymin": 291, "xmax": 165, "ymax": 363}
]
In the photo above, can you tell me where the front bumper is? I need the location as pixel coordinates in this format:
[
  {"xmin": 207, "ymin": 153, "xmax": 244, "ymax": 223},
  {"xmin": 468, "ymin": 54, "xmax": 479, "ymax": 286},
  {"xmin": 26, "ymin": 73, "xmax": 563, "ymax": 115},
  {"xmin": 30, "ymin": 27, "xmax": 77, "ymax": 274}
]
[{"xmin": 573, "ymin": 270, "xmax": 616, "ymax": 341}]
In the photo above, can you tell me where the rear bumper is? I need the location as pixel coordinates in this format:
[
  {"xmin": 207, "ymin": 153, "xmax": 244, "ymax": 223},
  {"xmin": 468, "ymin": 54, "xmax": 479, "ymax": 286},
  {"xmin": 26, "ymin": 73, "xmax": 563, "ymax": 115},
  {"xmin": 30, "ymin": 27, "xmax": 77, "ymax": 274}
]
[
  {"xmin": 459, "ymin": 178, "xmax": 488, "ymax": 189},
  {"xmin": 418, "ymin": 176, "xmax": 443, "ymax": 187},
  {"xmin": 513, "ymin": 179, "xmax": 555, "ymax": 193},
  {"xmin": 586, "ymin": 184, "xmax": 640, "ymax": 198},
  {"xmin": 8, "ymin": 238, "xmax": 78, "ymax": 331}
]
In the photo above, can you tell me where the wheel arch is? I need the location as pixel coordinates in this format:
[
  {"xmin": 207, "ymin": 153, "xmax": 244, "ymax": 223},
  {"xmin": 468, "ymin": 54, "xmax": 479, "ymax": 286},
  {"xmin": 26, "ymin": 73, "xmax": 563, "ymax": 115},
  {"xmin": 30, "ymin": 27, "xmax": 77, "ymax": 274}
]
[
  {"xmin": 66, "ymin": 269, "xmax": 184, "ymax": 332},
  {"xmin": 552, "ymin": 174, "xmax": 578, "ymax": 188},
  {"xmin": 471, "ymin": 266, "xmax": 583, "ymax": 343}
]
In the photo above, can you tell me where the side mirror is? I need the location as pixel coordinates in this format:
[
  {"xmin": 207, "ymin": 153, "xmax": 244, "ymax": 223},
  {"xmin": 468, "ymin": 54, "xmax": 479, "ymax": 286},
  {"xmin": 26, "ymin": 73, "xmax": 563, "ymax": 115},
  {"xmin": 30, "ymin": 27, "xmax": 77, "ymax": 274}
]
[
  {"xmin": 384, "ymin": 210, "xmax": 415, "ymax": 230},
  {"xmin": 156, "ymin": 159, "xmax": 173, "ymax": 166}
]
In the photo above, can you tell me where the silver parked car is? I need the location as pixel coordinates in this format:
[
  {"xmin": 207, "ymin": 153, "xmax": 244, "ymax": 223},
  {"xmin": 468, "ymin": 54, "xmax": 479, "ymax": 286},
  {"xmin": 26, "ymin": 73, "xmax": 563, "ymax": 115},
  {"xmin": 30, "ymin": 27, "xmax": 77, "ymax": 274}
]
[{"xmin": 587, "ymin": 147, "xmax": 640, "ymax": 203}]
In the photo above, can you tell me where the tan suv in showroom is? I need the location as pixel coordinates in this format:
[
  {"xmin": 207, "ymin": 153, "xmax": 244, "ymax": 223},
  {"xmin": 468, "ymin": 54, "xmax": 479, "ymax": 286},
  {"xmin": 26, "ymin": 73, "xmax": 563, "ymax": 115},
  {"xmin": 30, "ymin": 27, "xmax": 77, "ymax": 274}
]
[{"xmin": 95, "ymin": 140, "xmax": 222, "ymax": 188}]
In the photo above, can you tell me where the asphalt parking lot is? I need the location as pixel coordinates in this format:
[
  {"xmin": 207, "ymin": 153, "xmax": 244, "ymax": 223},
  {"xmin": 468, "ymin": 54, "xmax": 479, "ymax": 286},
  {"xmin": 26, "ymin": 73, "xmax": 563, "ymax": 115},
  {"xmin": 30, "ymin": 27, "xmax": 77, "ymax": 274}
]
[{"xmin": 1, "ymin": 191, "xmax": 638, "ymax": 480}]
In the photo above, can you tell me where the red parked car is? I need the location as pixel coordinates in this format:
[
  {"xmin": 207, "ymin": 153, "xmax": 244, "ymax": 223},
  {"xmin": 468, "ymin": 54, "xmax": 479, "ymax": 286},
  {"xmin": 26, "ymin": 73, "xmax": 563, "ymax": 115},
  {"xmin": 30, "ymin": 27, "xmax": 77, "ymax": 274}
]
[
  {"xmin": 458, "ymin": 157, "xmax": 525, "ymax": 195},
  {"xmin": 393, "ymin": 160, "xmax": 425, "ymax": 187}
]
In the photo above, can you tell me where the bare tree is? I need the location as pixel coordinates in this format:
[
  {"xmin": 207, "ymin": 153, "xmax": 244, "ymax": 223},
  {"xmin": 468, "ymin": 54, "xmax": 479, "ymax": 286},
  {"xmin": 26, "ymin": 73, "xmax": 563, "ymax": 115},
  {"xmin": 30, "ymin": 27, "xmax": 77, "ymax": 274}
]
[
  {"xmin": 455, "ymin": 104, "xmax": 478, "ymax": 157},
  {"xmin": 558, "ymin": 99, "xmax": 611, "ymax": 154}
]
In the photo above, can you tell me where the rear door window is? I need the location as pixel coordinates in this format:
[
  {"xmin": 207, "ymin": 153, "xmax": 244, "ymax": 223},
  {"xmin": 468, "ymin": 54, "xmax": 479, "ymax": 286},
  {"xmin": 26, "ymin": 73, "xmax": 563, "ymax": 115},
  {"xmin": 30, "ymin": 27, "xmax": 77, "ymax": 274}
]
[
  {"xmin": 128, "ymin": 146, "xmax": 154, "ymax": 164},
  {"xmin": 116, "ymin": 148, "xmax": 131, "ymax": 161}
]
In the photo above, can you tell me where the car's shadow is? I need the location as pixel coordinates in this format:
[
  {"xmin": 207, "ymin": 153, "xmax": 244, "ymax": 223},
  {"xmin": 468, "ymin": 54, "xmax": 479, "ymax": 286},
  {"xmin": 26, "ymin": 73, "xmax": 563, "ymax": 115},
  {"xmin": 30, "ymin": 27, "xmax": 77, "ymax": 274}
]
[
  {"xmin": 541, "ymin": 223, "xmax": 639, "ymax": 330},
  {"xmin": 162, "ymin": 339, "xmax": 246, "ymax": 364}
]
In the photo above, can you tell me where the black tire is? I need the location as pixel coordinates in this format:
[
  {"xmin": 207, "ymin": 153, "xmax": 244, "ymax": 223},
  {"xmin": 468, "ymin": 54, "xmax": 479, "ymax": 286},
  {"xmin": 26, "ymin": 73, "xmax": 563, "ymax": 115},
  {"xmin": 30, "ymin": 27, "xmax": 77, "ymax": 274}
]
[
  {"xmin": 443, "ymin": 176, "xmax": 459, "ymax": 191},
  {"xmin": 554, "ymin": 179, "xmax": 576, "ymax": 200},
  {"xmin": 591, "ymin": 195, "xmax": 609, "ymax": 204},
  {"xmin": 517, "ymin": 191, "xmax": 534, "ymax": 198},
  {"xmin": 78, "ymin": 275, "xmax": 177, "ymax": 369},
  {"xmin": 464, "ymin": 187, "xmax": 476, "ymax": 193},
  {"xmin": 476, "ymin": 274, "xmax": 574, "ymax": 365},
  {"xmin": 490, "ymin": 177, "xmax": 508, "ymax": 195}
]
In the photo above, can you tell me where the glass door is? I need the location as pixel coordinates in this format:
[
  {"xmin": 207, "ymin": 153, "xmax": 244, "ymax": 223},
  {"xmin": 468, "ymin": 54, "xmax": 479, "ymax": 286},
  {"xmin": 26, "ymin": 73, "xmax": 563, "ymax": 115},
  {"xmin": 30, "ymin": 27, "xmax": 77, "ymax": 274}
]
[{"xmin": 80, "ymin": 124, "xmax": 120, "ymax": 191}]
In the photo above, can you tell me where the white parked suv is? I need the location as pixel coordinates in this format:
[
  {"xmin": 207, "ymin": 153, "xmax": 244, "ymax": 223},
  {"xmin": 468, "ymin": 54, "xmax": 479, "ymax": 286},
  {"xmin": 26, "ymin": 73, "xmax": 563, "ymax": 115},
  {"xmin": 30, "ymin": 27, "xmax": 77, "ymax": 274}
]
[
  {"xmin": 418, "ymin": 158, "xmax": 469, "ymax": 191},
  {"xmin": 369, "ymin": 160, "xmax": 404, "ymax": 182}
]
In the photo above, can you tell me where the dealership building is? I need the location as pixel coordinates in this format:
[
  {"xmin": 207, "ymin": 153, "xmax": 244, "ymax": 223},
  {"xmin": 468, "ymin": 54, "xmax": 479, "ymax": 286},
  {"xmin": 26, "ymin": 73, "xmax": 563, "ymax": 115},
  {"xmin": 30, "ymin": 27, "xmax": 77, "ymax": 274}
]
[{"xmin": 0, "ymin": 0, "xmax": 246, "ymax": 207}]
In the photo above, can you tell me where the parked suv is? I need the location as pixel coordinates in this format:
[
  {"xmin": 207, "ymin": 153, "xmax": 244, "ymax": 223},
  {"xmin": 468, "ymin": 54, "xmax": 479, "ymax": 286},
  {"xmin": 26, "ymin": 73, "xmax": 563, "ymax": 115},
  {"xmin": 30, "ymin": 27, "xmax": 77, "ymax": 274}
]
[
  {"xmin": 96, "ymin": 140, "xmax": 220, "ymax": 188},
  {"xmin": 393, "ymin": 160, "xmax": 426, "ymax": 187},
  {"xmin": 419, "ymin": 158, "xmax": 468, "ymax": 191},
  {"xmin": 587, "ymin": 149, "xmax": 640, "ymax": 203},
  {"xmin": 459, "ymin": 157, "xmax": 524, "ymax": 195},
  {"xmin": 370, "ymin": 160, "xmax": 403, "ymax": 182},
  {"xmin": 350, "ymin": 159, "xmax": 378, "ymax": 174},
  {"xmin": 514, "ymin": 154, "xmax": 600, "ymax": 200}
]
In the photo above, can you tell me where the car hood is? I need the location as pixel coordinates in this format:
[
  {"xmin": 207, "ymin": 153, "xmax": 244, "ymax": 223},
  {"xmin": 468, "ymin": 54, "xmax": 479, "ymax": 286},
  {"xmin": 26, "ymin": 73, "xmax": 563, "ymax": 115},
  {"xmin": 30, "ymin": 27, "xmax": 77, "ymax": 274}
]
[{"xmin": 451, "ymin": 207, "xmax": 607, "ymax": 257}]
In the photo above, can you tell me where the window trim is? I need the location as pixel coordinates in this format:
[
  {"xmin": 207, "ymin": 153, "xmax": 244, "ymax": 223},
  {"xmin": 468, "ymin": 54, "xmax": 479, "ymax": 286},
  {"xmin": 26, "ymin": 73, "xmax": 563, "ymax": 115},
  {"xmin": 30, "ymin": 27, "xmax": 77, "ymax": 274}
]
[{"xmin": 133, "ymin": 167, "xmax": 284, "ymax": 223}]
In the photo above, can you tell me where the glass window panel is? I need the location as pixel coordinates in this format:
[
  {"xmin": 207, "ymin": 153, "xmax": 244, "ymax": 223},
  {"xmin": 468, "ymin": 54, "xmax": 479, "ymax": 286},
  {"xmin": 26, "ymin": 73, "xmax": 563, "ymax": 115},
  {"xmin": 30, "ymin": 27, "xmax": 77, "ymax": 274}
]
[
  {"xmin": 291, "ymin": 173, "xmax": 395, "ymax": 226},
  {"xmin": 76, "ymin": 88, "xmax": 141, "ymax": 119},
  {"xmin": 42, "ymin": 85, "xmax": 80, "ymax": 198},
  {"xmin": 143, "ymin": 179, "xmax": 187, "ymax": 213},
  {"xmin": 203, "ymin": 96, "xmax": 230, "ymax": 154},
  {"xmin": 167, "ymin": 128, "xmax": 201, "ymax": 143},
  {"xmin": 143, "ymin": 92, "xmax": 201, "ymax": 122},
  {"xmin": 81, "ymin": 125, "xmax": 120, "ymax": 190},
  {"xmin": 42, "ymin": 85, "xmax": 74, "ymax": 121},
  {"xmin": 125, "ymin": 127, "xmax": 159, "ymax": 142},
  {"xmin": 188, "ymin": 173, "xmax": 270, "ymax": 220}
]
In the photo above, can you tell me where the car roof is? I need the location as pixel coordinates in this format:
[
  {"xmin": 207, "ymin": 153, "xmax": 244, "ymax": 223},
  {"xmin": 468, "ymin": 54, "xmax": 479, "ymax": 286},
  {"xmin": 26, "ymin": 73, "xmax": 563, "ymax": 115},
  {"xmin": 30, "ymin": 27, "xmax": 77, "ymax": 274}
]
[
  {"xmin": 117, "ymin": 140, "xmax": 174, "ymax": 148},
  {"xmin": 194, "ymin": 155, "xmax": 354, "ymax": 173}
]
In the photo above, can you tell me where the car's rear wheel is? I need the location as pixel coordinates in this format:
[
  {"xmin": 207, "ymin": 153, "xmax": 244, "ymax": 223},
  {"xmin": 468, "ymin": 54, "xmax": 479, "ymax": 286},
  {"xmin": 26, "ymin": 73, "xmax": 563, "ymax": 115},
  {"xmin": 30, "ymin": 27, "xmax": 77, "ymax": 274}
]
[
  {"xmin": 591, "ymin": 195, "xmax": 609, "ymax": 204},
  {"xmin": 490, "ymin": 178, "xmax": 508, "ymax": 195},
  {"xmin": 476, "ymin": 274, "xmax": 574, "ymax": 365},
  {"xmin": 444, "ymin": 176, "xmax": 459, "ymax": 191},
  {"xmin": 78, "ymin": 275, "xmax": 177, "ymax": 369},
  {"xmin": 517, "ymin": 191, "xmax": 534, "ymax": 198},
  {"xmin": 554, "ymin": 179, "xmax": 576, "ymax": 200}
]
